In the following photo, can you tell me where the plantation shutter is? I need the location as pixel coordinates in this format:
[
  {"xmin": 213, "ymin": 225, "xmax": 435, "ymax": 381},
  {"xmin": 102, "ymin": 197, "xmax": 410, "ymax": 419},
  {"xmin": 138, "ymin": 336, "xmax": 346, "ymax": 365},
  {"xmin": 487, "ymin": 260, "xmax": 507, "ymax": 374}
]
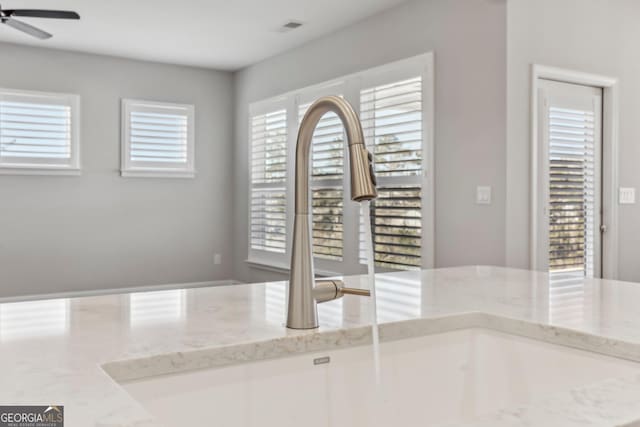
[
  {"xmin": 250, "ymin": 108, "xmax": 288, "ymax": 255},
  {"xmin": 121, "ymin": 100, "xmax": 195, "ymax": 177},
  {"xmin": 548, "ymin": 106, "xmax": 597, "ymax": 275},
  {"xmin": 360, "ymin": 76, "xmax": 424, "ymax": 270},
  {"xmin": 0, "ymin": 89, "xmax": 79, "ymax": 171},
  {"xmin": 299, "ymin": 101, "xmax": 345, "ymax": 261},
  {"xmin": 539, "ymin": 79, "xmax": 602, "ymax": 278},
  {"xmin": 129, "ymin": 111, "xmax": 188, "ymax": 163}
]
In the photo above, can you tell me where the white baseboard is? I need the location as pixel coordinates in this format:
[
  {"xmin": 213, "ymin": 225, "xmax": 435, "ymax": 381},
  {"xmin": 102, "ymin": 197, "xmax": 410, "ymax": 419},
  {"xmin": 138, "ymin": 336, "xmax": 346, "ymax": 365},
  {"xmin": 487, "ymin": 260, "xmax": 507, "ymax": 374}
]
[{"xmin": 0, "ymin": 279, "xmax": 243, "ymax": 304}]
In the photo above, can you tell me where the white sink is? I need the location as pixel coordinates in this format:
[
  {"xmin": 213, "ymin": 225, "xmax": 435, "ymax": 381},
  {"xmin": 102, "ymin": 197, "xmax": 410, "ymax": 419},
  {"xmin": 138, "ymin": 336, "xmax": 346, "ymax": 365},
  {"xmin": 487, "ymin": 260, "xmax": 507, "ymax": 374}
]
[{"xmin": 122, "ymin": 328, "xmax": 640, "ymax": 426}]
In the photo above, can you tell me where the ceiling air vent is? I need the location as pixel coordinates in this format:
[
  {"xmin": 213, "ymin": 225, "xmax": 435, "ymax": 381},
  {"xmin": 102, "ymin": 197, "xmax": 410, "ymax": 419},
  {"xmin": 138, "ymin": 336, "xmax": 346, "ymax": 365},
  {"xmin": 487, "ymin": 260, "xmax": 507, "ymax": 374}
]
[
  {"xmin": 283, "ymin": 21, "xmax": 302, "ymax": 29},
  {"xmin": 277, "ymin": 21, "xmax": 303, "ymax": 32}
]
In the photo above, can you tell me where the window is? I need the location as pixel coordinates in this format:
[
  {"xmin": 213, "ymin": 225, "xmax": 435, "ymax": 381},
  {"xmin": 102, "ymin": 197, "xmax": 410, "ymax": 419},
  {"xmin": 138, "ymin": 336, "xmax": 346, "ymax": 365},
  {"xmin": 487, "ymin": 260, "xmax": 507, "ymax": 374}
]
[
  {"xmin": 359, "ymin": 77, "xmax": 424, "ymax": 270},
  {"xmin": 247, "ymin": 54, "xmax": 433, "ymax": 273},
  {"xmin": 0, "ymin": 88, "xmax": 80, "ymax": 175},
  {"xmin": 249, "ymin": 103, "xmax": 288, "ymax": 260},
  {"xmin": 121, "ymin": 99, "xmax": 195, "ymax": 178}
]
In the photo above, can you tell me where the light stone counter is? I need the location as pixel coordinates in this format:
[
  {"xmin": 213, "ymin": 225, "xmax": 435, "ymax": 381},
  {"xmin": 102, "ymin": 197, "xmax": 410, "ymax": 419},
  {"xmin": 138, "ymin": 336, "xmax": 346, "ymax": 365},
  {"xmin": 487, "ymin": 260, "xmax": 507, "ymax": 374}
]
[{"xmin": 3, "ymin": 266, "xmax": 640, "ymax": 426}]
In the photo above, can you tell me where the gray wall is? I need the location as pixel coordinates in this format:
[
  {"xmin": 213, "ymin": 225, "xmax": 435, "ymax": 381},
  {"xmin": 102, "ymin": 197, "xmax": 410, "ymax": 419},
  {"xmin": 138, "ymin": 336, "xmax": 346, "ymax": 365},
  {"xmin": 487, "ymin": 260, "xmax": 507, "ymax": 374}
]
[
  {"xmin": 232, "ymin": 0, "xmax": 507, "ymax": 283},
  {"xmin": 0, "ymin": 43, "xmax": 234, "ymax": 298},
  {"xmin": 506, "ymin": 0, "xmax": 640, "ymax": 281}
]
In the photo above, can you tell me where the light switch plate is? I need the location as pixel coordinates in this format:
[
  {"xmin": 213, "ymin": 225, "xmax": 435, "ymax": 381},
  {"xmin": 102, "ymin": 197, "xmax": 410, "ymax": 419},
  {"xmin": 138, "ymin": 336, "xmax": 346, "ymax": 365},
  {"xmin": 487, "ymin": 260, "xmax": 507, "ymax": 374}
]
[
  {"xmin": 620, "ymin": 187, "xmax": 636, "ymax": 204},
  {"xmin": 476, "ymin": 186, "xmax": 492, "ymax": 205}
]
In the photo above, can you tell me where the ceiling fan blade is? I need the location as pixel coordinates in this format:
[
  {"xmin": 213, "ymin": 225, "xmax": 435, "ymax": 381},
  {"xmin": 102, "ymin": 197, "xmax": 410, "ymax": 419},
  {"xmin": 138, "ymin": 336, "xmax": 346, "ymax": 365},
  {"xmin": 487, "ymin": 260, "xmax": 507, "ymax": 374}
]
[
  {"xmin": 4, "ymin": 18, "xmax": 52, "ymax": 39},
  {"xmin": 4, "ymin": 10, "xmax": 80, "ymax": 19}
]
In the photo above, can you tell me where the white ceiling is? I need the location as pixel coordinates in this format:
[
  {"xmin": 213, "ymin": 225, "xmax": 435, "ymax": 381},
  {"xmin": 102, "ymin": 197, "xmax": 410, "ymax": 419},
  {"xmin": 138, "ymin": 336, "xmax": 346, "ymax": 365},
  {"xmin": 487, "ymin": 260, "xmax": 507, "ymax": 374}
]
[{"xmin": 0, "ymin": 0, "xmax": 409, "ymax": 70}]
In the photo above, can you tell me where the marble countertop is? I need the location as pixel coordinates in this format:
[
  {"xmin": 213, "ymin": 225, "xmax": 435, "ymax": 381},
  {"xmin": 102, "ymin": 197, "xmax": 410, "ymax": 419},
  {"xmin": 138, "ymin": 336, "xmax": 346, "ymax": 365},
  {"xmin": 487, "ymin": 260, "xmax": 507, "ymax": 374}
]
[{"xmin": 3, "ymin": 266, "xmax": 640, "ymax": 426}]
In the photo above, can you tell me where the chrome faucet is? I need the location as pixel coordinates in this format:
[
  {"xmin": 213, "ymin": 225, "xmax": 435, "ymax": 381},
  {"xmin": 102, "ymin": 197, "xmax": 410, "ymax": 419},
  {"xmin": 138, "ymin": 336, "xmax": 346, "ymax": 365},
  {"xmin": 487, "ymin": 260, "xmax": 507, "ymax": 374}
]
[{"xmin": 287, "ymin": 96, "xmax": 378, "ymax": 329}]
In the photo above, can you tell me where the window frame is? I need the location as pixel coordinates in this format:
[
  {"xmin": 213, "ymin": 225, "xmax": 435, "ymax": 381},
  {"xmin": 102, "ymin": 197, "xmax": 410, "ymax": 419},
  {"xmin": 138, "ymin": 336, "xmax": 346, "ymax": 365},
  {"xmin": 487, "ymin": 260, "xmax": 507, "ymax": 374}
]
[
  {"xmin": 120, "ymin": 98, "xmax": 196, "ymax": 179},
  {"xmin": 530, "ymin": 65, "xmax": 619, "ymax": 280},
  {"xmin": 246, "ymin": 53, "xmax": 435, "ymax": 274},
  {"xmin": 0, "ymin": 88, "xmax": 81, "ymax": 176}
]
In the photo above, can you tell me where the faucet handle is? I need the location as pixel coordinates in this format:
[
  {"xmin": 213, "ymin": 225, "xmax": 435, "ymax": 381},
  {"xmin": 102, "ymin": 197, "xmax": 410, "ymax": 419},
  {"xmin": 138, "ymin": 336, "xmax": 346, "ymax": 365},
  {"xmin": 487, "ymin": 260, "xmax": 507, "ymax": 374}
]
[
  {"xmin": 313, "ymin": 279, "xmax": 371, "ymax": 303},
  {"xmin": 339, "ymin": 286, "xmax": 371, "ymax": 297}
]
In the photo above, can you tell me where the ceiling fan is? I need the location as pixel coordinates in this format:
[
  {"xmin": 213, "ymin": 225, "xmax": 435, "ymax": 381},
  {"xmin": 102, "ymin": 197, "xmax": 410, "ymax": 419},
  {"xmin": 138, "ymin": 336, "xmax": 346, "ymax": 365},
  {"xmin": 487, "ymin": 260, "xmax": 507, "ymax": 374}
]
[{"xmin": 0, "ymin": 4, "xmax": 79, "ymax": 40}]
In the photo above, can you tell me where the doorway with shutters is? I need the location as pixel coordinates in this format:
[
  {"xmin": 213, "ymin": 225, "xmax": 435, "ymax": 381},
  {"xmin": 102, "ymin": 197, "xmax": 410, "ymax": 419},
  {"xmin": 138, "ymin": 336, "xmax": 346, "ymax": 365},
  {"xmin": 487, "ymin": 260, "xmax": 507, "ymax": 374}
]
[{"xmin": 531, "ymin": 66, "xmax": 619, "ymax": 280}]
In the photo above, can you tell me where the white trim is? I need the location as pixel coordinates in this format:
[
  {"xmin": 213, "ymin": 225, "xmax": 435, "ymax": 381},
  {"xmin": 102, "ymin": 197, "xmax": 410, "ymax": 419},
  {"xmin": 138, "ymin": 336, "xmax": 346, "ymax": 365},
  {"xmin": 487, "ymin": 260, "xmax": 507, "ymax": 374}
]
[
  {"xmin": 423, "ymin": 52, "xmax": 436, "ymax": 268},
  {"xmin": 530, "ymin": 65, "xmax": 619, "ymax": 279},
  {"xmin": 0, "ymin": 166, "xmax": 81, "ymax": 176},
  {"xmin": 601, "ymin": 83, "xmax": 620, "ymax": 280},
  {"xmin": 0, "ymin": 280, "xmax": 238, "ymax": 304},
  {"xmin": 120, "ymin": 98, "xmax": 196, "ymax": 179},
  {"xmin": 121, "ymin": 169, "xmax": 196, "ymax": 179},
  {"xmin": 0, "ymin": 88, "xmax": 81, "ymax": 175}
]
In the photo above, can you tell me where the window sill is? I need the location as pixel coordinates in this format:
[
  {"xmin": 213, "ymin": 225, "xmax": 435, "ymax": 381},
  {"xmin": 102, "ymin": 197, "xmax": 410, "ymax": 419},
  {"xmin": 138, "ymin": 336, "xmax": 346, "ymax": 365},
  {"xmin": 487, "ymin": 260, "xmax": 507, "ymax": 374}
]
[
  {"xmin": 121, "ymin": 169, "xmax": 196, "ymax": 179},
  {"xmin": 0, "ymin": 166, "xmax": 81, "ymax": 176},
  {"xmin": 245, "ymin": 258, "xmax": 341, "ymax": 278}
]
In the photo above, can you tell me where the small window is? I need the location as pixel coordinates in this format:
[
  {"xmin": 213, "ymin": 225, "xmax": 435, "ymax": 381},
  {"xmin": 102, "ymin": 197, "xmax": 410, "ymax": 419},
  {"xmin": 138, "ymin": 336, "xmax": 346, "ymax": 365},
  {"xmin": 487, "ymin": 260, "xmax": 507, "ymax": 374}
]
[
  {"xmin": 0, "ymin": 88, "xmax": 80, "ymax": 175},
  {"xmin": 121, "ymin": 99, "xmax": 195, "ymax": 178}
]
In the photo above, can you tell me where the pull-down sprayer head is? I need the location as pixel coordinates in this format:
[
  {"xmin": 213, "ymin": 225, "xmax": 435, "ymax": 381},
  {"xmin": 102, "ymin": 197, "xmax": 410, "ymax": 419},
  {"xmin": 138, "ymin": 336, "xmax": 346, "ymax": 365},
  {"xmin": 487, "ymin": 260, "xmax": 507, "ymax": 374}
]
[
  {"xmin": 348, "ymin": 142, "xmax": 378, "ymax": 202},
  {"xmin": 294, "ymin": 96, "xmax": 377, "ymax": 214}
]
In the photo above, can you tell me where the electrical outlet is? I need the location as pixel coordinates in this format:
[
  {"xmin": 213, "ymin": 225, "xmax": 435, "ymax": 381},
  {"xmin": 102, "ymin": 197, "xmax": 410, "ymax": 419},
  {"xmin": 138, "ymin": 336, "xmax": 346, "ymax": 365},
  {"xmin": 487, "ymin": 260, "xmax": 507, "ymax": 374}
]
[
  {"xmin": 214, "ymin": 253, "xmax": 222, "ymax": 265},
  {"xmin": 476, "ymin": 186, "xmax": 492, "ymax": 205},
  {"xmin": 619, "ymin": 187, "xmax": 636, "ymax": 205}
]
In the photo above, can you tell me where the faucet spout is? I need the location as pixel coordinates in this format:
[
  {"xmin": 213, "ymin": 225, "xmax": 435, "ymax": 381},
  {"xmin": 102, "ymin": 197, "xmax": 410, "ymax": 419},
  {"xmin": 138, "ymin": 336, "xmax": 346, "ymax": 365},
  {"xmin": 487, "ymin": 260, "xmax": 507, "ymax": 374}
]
[{"xmin": 287, "ymin": 96, "xmax": 377, "ymax": 329}]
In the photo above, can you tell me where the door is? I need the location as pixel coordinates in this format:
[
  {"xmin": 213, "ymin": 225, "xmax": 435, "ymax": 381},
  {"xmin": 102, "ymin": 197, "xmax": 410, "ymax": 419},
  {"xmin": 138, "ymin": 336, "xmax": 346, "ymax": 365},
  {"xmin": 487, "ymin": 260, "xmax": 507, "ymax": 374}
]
[{"xmin": 537, "ymin": 79, "xmax": 603, "ymax": 278}]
